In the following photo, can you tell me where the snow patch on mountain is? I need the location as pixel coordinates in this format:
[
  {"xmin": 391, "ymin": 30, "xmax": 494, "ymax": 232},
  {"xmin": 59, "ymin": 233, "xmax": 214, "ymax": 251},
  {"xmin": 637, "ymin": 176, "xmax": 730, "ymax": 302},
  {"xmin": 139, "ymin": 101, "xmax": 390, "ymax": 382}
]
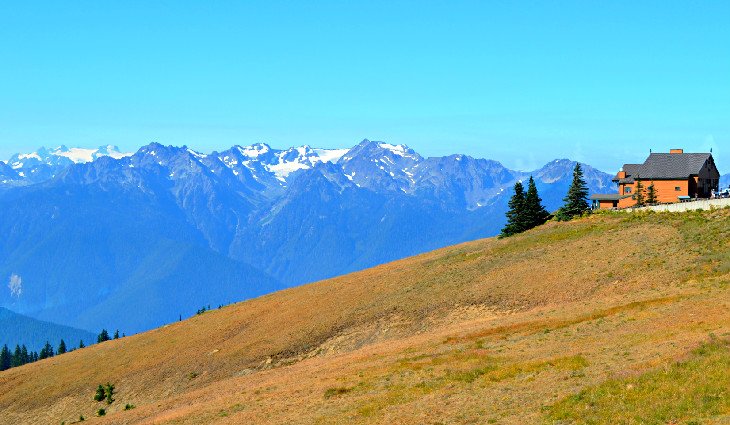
[
  {"xmin": 378, "ymin": 143, "xmax": 416, "ymax": 159},
  {"xmin": 8, "ymin": 145, "xmax": 131, "ymax": 169},
  {"xmin": 313, "ymin": 148, "xmax": 349, "ymax": 163},
  {"xmin": 186, "ymin": 148, "xmax": 207, "ymax": 160},
  {"xmin": 237, "ymin": 143, "xmax": 271, "ymax": 158},
  {"xmin": 225, "ymin": 144, "xmax": 351, "ymax": 182}
]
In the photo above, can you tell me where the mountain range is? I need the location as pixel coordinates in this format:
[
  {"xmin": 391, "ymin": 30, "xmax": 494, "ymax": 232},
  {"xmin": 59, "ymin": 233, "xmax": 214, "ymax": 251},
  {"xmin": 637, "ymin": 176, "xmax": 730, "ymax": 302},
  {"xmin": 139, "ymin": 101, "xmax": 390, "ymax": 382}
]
[
  {"xmin": 1, "ymin": 140, "xmax": 618, "ymax": 334},
  {"xmin": 0, "ymin": 307, "xmax": 96, "ymax": 352}
]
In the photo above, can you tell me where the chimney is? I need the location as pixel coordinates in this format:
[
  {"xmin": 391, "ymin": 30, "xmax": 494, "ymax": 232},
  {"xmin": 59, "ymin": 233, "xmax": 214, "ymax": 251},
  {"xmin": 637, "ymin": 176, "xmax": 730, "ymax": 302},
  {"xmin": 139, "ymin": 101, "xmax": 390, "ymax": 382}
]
[
  {"xmin": 670, "ymin": 148, "xmax": 684, "ymax": 154},
  {"xmin": 617, "ymin": 170, "xmax": 626, "ymax": 179}
]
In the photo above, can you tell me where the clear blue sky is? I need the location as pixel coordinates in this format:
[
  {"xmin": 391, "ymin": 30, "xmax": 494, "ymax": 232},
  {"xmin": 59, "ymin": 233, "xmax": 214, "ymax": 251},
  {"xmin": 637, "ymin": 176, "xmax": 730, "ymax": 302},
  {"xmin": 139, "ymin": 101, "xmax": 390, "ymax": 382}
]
[{"xmin": 0, "ymin": 1, "xmax": 728, "ymax": 172}]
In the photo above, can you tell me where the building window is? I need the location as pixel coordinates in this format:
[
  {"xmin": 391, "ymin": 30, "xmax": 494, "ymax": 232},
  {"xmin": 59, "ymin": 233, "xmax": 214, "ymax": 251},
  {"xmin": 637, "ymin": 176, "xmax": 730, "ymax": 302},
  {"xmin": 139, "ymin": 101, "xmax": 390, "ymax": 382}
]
[
  {"xmin": 625, "ymin": 187, "xmax": 632, "ymax": 194},
  {"xmin": 675, "ymin": 187, "xmax": 681, "ymax": 191}
]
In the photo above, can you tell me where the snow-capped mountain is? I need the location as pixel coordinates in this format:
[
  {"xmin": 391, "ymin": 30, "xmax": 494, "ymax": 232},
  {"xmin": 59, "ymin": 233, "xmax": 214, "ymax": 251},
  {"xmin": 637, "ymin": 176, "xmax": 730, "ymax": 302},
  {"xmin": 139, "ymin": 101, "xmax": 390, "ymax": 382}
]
[
  {"xmin": 0, "ymin": 139, "xmax": 616, "ymax": 334},
  {"xmin": 216, "ymin": 143, "xmax": 348, "ymax": 184},
  {"xmin": 2, "ymin": 145, "xmax": 131, "ymax": 184},
  {"xmin": 339, "ymin": 141, "xmax": 423, "ymax": 192}
]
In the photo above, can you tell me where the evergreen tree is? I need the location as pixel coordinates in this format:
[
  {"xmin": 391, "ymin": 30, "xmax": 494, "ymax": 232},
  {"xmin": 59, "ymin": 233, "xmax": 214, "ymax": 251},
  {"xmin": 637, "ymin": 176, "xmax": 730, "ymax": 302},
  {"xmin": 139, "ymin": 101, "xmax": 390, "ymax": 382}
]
[
  {"xmin": 11, "ymin": 345, "xmax": 22, "ymax": 368},
  {"xmin": 20, "ymin": 345, "xmax": 28, "ymax": 365},
  {"xmin": 104, "ymin": 383, "xmax": 115, "ymax": 404},
  {"xmin": 523, "ymin": 176, "xmax": 550, "ymax": 229},
  {"xmin": 0, "ymin": 345, "xmax": 10, "ymax": 371},
  {"xmin": 39, "ymin": 341, "xmax": 54, "ymax": 360},
  {"xmin": 97, "ymin": 329, "xmax": 110, "ymax": 343},
  {"xmin": 58, "ymin": 339, "xmax": 67, "ymax": 355},
  {"xmin": 646, "ymin": 183, "xmax": 657, "ymax": 205},
  {"xmin": 634, "ymin": 178, "xmax": 645, "ymax": 207},
  {"xmin": 79, "ymin": 340, "xmax": 85, "ymax": 349},
  {"xmin": 500, "ymin": 181, "xmax": 527, "ymax": 237},
  {"xmin": 113, "ymin": 330, "xmax": 120, "ymax": 339},
  {"xmin": 94, "ymin": 384, "xmax": 106, "ymax": 402},
  {"xmin": 558, "ymin": 163, "xmax": 590, "ymax": 220},
  {"xmin": 30, "ymin": 351, "xmax": 38, "ymax": 362}
]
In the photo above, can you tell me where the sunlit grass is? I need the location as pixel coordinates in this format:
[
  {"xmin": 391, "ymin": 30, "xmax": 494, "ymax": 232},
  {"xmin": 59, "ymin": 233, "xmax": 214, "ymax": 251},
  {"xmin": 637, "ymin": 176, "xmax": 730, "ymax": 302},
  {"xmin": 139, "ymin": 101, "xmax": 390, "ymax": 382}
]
[
  {"xmin": 547, "ymin": 339, "xmax": 730, "ymax": 424},
  {"xmin": 353, "ymin": 349, "xmax": 588, "ymax": 419}
]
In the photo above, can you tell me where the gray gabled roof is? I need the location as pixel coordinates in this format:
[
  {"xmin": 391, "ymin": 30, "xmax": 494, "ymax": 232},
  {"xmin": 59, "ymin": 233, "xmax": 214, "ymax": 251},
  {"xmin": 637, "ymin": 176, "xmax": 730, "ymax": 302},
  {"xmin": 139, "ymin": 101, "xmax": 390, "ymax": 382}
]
[
  {"xmin": 637, "ymin": 153, "xmax": 712, "ymax": 179},
  {"xmin": 623, "ymin": 164, "xmax": 641, "ymax": 175},
  {"xmin": 617, "ymin": 153, "xmax": 713, "ymax": 180},
  {"xmin": 613, "ymin": 163, "xmax": 641, "ymax": 183}
]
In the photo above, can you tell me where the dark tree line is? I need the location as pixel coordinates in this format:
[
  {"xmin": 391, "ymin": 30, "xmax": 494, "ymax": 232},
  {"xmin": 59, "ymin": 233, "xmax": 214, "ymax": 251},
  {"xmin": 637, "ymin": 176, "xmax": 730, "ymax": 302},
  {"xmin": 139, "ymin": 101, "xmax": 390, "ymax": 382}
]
[
  {"xmin": 500, "ymin": 176, "xmax": 550, "ymax": 237},
  {"xmin": 501, "ymin": 163, "xmax": 592, "ymax": 238},
  {"xmin": 1, "ymin": 328, "xmax": 124, "ymax": 373},
  {"xmin": 96, "ymin": 328, "xmax": 123, "ymax": 343},
  {"xmin": 0, "ymin": 338, "xmax": 83, "ymax": 372}
]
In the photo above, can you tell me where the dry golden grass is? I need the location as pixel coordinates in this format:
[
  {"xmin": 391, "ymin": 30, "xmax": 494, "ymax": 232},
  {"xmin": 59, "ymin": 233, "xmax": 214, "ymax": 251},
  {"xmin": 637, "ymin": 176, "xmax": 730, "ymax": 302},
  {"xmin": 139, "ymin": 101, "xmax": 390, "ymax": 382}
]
[{"xmin": 1, "ymin": 209, "xmax": 729, "ymax": 424}]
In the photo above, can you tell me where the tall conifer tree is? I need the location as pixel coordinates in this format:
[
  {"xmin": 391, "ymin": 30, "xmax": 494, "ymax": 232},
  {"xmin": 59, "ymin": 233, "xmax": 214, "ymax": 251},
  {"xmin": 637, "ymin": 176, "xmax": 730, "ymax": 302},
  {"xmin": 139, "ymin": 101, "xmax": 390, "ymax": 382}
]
[
  {"xmin": 11, "ymin": 345, "xmax": 22, "ymax": 367},
  {"xmin": 558, "ymin": 163, "xmax": 590, "ymax": 220},
  {"xmin": 0, "ymin": 345, "xmax": 10, "ymax": 371},
  {"xmin": 20, "ymin": 345, "xmax": 28, "ymax": 365},
  {"xmin": 97, "ymin": 329, "xmax": 110, "ymax": 343},
  {"xmin": 634, "ymin": 178, "xmax": 645, "ymax": 207},
  {"xmin": 58, "ymin": 340, "xmax": 67, "ymax": 355},
  {"xmin": 524, "ymin": 176, "xmax": 550, "ymax": 229},
  {"xmin": 39, "ymin": 341, "xmax": 53, "ymax": 359},
  {"xmin": 500, "ymin": 181, "xmax": 527, "ymax": 237}
]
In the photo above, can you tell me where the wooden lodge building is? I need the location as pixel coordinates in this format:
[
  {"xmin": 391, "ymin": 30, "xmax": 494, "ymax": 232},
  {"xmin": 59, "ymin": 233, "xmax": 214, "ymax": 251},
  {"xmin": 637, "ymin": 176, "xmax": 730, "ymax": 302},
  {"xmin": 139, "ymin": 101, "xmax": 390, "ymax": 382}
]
[{"xmin": 591, "ymin": 149, "xmax": 721, "ymax": 209}]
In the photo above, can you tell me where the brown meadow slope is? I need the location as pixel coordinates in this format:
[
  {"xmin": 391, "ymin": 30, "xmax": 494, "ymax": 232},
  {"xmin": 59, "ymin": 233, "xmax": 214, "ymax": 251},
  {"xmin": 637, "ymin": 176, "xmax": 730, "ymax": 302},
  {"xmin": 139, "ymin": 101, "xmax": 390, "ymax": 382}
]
[{"xmin": 1, "ymin": 209, "xmax": 729, "ymax": 424}]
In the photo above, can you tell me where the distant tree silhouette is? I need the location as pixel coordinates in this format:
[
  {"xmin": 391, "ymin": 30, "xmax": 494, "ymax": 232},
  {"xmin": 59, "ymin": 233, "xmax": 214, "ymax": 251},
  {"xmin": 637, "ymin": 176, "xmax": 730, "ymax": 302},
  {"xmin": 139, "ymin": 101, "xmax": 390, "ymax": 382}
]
[
  {"xmin": 500, "ymin": 181, "xmax": 527, "ymax": 237},
  {"xmin": 0, "ymin": 345, "xmax": 10, "ymax": 371},
  {"xmin": 11, "ymin": 345, "xmax": 22, "ymax": 367},
  {"xmin": 523, "ymin": 176, "xmax": 550, "ymax": 229},
  {"xmin": 58, "ymin": 339, "xmax": 67, "ymax": 355},
  {"xmin": 113, "ymin": 330, "xmax": 120, "ymax": 339},
  {"xmin": 20, "ymin": 345, "xmax": 29, "ymax": 365},
  {"xmin": 39, "ymin": 341, "xmax": 54, "ymax": 360},
  {"xmin": 557, "ymin": 163, "xmax": 590, "ymax": 220},
  {"xmin": 79, "ymin": 340, "xmax": 85, "ymax": 349},
  {"xmin": 97, "ymin": 329, "xmax": 110, "ymax": 343}
]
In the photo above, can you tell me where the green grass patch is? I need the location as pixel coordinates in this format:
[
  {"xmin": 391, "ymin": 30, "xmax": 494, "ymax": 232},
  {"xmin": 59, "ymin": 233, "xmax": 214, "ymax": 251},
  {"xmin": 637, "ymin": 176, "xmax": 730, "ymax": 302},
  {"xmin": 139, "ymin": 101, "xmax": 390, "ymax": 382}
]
[
  {"xmin": 324, "ymin": 386, "xmax": 354, "ymax": 399},
  {"xmin": 355, "ymin": 351, "xmax": 588, "ymax": 419},
  {"xmin": 546, "ymin": 339, "xmax": 730, "ymax": 424}
]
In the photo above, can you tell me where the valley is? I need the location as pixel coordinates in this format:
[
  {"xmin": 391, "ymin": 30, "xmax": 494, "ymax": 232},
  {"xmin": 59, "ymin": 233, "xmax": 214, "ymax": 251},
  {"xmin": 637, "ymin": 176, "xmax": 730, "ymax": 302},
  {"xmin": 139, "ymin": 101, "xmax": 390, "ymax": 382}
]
[{"xmin": 0, "ymin": 141, "xmax": 614, "ymax": 334}]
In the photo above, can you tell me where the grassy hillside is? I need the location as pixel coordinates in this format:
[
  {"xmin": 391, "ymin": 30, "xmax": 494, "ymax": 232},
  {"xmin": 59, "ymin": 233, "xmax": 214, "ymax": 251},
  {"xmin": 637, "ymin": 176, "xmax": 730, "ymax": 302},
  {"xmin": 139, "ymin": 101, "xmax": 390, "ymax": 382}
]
[{"xmin": 0, "ymin": 209, "xmax": 729, "ymax": 424}]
